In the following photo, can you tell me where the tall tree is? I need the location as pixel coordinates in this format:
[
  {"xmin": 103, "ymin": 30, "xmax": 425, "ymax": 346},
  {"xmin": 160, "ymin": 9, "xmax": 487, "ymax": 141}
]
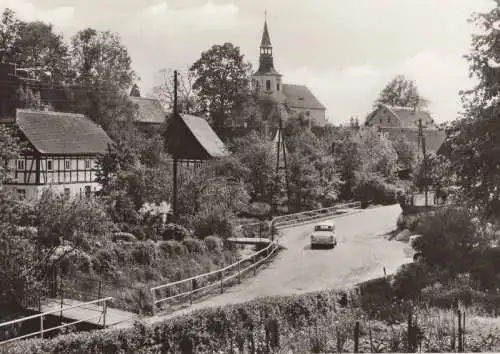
[
  {"xmin": 190, "ymin": 43, "xmax": 253, "ymax": 136},
  {"xmin": 68, "ymin": 28, "xmax": 137, "ymax": 131},
  {"xmin": 0, "ymin": 9, "xmax": 20, "ymax": 55},
  {"xmin": 153, "ymin": 68, "xmax": 200, "ymax": 114},
  {"xmin": 0, "ymin": 125, "xmax": 20, "ymax": 185},
  {"xmin": 14, "ymin": 21, "xmax": 70, "ymax": 83},
  {"xmin": 445, "ymin": 3, "xmax": 500, "ymax": 216},
  {"xmin": 375, "ymin": 75, "xmax": 428, "ymax": 110}
]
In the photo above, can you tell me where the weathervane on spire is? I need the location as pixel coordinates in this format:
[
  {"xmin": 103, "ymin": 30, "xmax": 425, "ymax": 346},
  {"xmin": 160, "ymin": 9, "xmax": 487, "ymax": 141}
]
[{"xmin": 264, "ymin": 9, "xmax": 267, "ymax": 21}]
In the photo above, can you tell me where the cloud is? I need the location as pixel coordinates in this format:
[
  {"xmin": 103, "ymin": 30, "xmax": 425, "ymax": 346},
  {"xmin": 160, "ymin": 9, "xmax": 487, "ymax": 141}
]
[
  {"xmin": 138, "ymin": 1, "xmax": 240, "ymax": 34},
  {"xmin": 283, "ymin": 50, "xmax": 474, "ymax": 125},
  {"xmin": 0, "ymin": 0, "xmax": 75, "ymax": 29}
]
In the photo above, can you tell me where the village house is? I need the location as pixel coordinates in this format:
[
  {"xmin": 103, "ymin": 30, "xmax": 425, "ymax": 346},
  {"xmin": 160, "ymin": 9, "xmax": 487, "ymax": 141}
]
[
  {"xmin": 253, "ymin": 19, "xmax": 327, "ymax": 127},
  {"xmin": 130, "ymin": 96, "xmax": 166, "ymax": 131},
  {"xmin": 1, "ymin": 108, "xmax": 112, "ymax": 200},
  {"xmin": 364, "ymin": 103, "xmax": 446, "ymax": 154}
]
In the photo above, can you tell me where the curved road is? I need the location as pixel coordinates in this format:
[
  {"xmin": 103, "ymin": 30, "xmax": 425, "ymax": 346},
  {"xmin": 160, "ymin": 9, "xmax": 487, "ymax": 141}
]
[{"xmin": 145, "ymin": 204, "xmax": 411, "ymax": 323}]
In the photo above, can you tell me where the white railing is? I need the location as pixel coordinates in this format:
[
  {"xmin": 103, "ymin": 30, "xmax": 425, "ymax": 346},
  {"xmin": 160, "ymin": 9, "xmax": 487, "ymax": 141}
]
[
  {"xmin": 151, "ymin": 241, "xmax": 280, "ymax": 314},
  {"xmin": 150, "ymin": 201, "xmax": 362, "ymax": 313},
  {"xmin": 270, "ymin": 201, "xmax": 362, "ymax": 235},
  {"xmin": 0, "ymin": 297, "xmax": 113, "ymax": 345}
]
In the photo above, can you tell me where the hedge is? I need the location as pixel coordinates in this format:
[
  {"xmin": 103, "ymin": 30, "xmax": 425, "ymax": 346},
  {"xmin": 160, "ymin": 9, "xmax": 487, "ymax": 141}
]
[{"xmin": 1, "ymin": 288, "xmax": 359, "ymax": 354}]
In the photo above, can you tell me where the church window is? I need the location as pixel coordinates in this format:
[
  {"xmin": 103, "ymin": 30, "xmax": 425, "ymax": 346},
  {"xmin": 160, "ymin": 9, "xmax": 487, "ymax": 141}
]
[{"xmin": 266, "ymin": 80, "xmax": 271, "ymax": 90}]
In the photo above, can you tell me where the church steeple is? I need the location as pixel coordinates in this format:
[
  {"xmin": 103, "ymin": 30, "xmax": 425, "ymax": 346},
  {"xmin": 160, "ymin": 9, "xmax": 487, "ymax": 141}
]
[
  {"xmin": 261, "ymin": 20, "xmax": 272, "ymax": 48},
  {"xmin": 255, "ymin": 18, "xmax": 280, "ymax": 76}
]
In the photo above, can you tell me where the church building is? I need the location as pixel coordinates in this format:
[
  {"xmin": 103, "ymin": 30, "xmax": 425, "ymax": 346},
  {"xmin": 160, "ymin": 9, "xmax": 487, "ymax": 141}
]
[{"xmin": 253, "ymin": 19, "xmax": 327, "ymax": 127}]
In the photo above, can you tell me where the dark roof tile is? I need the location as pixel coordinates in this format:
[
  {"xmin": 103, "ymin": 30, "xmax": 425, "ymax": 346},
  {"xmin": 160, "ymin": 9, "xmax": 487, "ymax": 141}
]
[
  {"xmin": 131, "ymin": 97, "xmax": 166, "ymax": 124},
  {"xmin": 180, "ymin": 114, "xmax": 228, "ymax": 158},
  {"xmin": 16, "ymin": 109, "xmax": 112, "ymax": 155}
]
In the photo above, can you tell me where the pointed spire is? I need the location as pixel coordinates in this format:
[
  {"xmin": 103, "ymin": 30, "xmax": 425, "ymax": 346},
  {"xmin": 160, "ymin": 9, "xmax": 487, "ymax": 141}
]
[{"xmin": 261, "ymin": 18, "xmax": 272, "ymax": 47}]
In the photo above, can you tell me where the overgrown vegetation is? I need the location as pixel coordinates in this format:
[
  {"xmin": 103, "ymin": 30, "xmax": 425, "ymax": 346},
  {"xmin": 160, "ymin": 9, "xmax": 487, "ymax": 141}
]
[{"xmin": 4, "ymin": 276, "xmax": 500, "ymax": 353}]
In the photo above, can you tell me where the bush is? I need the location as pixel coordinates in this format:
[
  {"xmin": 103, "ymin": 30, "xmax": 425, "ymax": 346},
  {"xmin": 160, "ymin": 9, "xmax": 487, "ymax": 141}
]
[
  {"xmin": 160, "ymin": 223, "xmax": 192, "ymax": 241},
  {"xmin": 204, "ymin": 235, "xmax": 224, "ymax": 253},
  {"xmin": 353, "ymin": 174, "xmax": 398, "ymax": 205},
  {"xmin": 414, "ymin": 206, "xmax": 479, "ymax": 274},
  {"xmin": 189, "ymin": 208, "xmax": 234, "ymax": 239},
  {"xmin": 391, "ymin": 263, "xmax": 431, "ymax": 299},
  {"xmin": 182, "ymin": 238, "xmax": 206, "ymax": 253},
  {"xmin": 156, "ymin": 240, "xmax": 187, "ymax": 258}
]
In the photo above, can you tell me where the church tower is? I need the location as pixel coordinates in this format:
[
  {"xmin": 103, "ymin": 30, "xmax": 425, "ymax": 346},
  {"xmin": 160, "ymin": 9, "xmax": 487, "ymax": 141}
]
[{"xmin": 253, "ymin": 18, "xmax": 283, "ymax": 101}]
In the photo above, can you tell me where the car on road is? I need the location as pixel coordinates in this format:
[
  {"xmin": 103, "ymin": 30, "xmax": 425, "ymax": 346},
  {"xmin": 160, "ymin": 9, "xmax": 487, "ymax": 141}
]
[{"xmin": 310, "ymin": 221, "xmax": 337, "ymax": 249}]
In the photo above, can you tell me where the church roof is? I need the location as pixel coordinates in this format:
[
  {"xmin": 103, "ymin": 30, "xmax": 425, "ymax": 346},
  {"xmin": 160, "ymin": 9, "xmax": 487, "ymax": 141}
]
[
  {"xmin": 282, "ymin": 84, "xmax": 326, "ymax": 110},
  {"xmin": 261, "ymin": 20, "xmax": 272, "ymax": 47}
]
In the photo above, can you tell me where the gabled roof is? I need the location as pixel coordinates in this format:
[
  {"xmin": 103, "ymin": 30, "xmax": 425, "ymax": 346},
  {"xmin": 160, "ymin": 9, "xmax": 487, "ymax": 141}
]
[
  {"xmin": 180, "ymin": 114, "xmax": 228, "ymax": 158},
  {"xmin": 260, "ymin": 20, "xmax": 272, "ymax": 47},
  {"xmin": 282, "ymin": 84, "xmax": 326, "ymax": 110},
  {"xmin": 130, "ymin": 97, "xmax": 166, "ymax": 124},
  {"xmin": 381, "ymin": 127, "xmax": 446, "ymax": 154},
  {"xmin": 367, "ymin": 104, "xmax": 437, "ymax": 129},
  {"xmin": 15, "ymin": 109, "xmax": 112, "ymax": 155}
]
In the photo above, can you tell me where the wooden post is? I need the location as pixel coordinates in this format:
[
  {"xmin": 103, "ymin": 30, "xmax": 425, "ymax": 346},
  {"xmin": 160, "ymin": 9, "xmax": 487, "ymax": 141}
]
[
  {"xmin": 463, "ymin": 310, "xmax": 466, "ymax": 352},
  {"xmin": 59, "ymin": 275, "xmax": 63, "ymax": 322},
  {"xmin": 172, "ymin": 70, "xmax": 178, "ymax": 222},
  {"xmin": 190, "ymin": 279, "xmax": 194, "ymax": 305},
  {"xmin": 458, "ymin": 310, "xmax": 462, "ymax": 352},
  {"xmin": 354, "ymin": 321, "xmax": 360, "ymax": 353},
  {"xmin": 40, "ymin": 315, "xmax": 44, "ymax": 339},
  {"xmin": 220, "ymin": 271, "xmax": 224, "ymax": 294},
  {"xmin": 253, "ymin": 255, "xmax": 256, "ymax": 276},
  {"xmin": 151, "ymin": 289, "xmax": 156, "ymax": 316},
  {"xmin": 407, "ymin": 311, "xmax": 413, "ymax": 352},
  {"xmin": 102, "ymin": 300, "xmax": 107, "ymax": 328},
  {"xmin": 238, "ymin": 261, "xmax": 241, "ymax": 284}
]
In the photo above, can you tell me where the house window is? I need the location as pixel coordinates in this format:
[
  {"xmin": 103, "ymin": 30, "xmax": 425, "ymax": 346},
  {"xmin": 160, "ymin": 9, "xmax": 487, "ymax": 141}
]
[
  {"xmin": 306, "ymin": 111, "xmax": 310, "ymax": 117},
  {"xmin": 47, "ymin": 160, "xmax": 53, "ymax": 171},
  {"xmin": 266, "ymin": 80, "xmax": 271, "ymax": 91},
  {"xmin": 16, "ymin": 189, "xmax": 26, "ymax": 199},
  {"xmin": 64, "ymin": 160, "xmax": 71, "ymax": 169},
  {"xmin": 17, "ymin": 159, "xmax": 25, "ymax": 171},
  {"xmin": 64, "ymin": 188, "xmax": 70, "ymax": 199},
  {"xmin": 84, "ymin": 159, "xmax": 91, "ymax": 169},
  {"xmin": 276, "ymin": 83, "xmax": 280, "ymax": 91},
  {"xmin": 387, "ymin": 118, "xmax": 390, "ymax": 124}
]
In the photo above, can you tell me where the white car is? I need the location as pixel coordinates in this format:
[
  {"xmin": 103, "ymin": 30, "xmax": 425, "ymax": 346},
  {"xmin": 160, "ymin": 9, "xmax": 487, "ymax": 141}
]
[{"xmin": 310, "ymin": 221, "xmax": 337, "ymax": 249}]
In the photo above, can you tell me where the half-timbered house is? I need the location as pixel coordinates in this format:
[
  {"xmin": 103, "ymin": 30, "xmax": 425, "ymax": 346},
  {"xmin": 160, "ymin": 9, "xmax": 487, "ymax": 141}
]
[{"xmin": 2, "ymin": 109, "xmax": 112, "ymax": 200}]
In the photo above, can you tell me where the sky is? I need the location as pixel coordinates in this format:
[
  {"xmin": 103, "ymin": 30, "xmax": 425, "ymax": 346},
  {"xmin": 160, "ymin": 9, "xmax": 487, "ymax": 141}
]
[{"xmin": 0, "ymin": 0, "xmax": 497, "ymax": 125}]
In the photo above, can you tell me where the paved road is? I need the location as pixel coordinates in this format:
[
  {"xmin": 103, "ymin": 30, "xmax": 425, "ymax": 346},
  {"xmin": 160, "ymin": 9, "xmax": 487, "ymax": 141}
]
[{"xmin": 143, "ymin": 204, "xmax": 411, "ymax": 324}]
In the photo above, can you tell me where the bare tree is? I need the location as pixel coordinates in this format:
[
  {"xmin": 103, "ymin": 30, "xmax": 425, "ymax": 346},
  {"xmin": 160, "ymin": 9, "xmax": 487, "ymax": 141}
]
[{"xmin": 152, "ymin": 68, "xmax": 200, "ymax": 114}]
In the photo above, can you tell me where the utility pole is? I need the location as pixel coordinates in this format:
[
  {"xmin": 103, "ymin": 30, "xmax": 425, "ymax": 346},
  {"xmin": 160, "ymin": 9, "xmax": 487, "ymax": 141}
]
[
  {"xmin": 418, "ymin": 118, "xmax": 428, "ymax": 207},
  {"xmin": 172, "ymin": 70, "xmax": 178, "ymax": 222},
  {"xmin": 274, "ymin": 107, "xmax": 290, "ymax": 212}
]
